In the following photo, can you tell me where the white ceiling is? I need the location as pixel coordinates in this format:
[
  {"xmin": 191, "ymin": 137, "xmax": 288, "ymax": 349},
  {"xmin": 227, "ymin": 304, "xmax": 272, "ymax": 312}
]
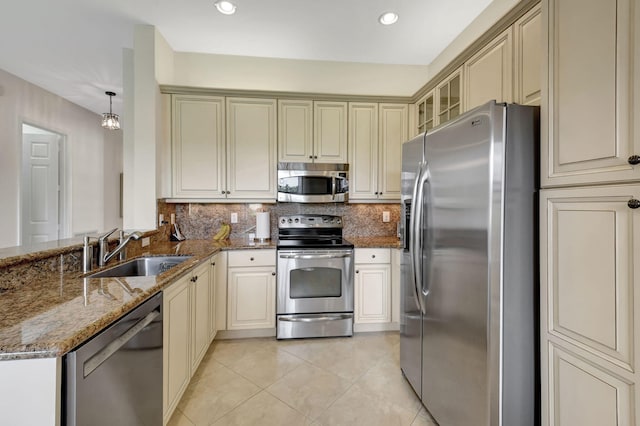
[{"xmin": 0, "ymin": 0, "xmax": 493, "ymax": 116}]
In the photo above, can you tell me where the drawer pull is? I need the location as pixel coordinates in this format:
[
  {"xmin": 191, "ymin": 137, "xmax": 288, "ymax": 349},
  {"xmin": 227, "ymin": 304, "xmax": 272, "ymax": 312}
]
[
  {"xmin": 371, "ymin": 254, "xmax": 376, "ymax": 258},
  {"xmin": 628, "ymin": 199, "xmax": 640, "ymax": 209},
  {"xmin": 628, "ymin": 155, "xmax": 640, "ymax": 165},
  {"xmin": 250, "ymin": 257, "xmax": 254, "ymax": 261}
]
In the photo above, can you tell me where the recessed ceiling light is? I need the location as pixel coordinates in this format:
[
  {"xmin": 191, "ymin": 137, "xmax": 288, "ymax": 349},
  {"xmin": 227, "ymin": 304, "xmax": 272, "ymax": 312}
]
[
  {"xmin": 214, "ymin": 0, "xmax": 237, "ymax": 15},
  {"xmin": 379, "ymin": 11, "xmax": 399, "ymax": 25}
]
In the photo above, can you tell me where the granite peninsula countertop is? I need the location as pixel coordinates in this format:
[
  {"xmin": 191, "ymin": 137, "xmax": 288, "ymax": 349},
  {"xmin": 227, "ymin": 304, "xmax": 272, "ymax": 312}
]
[
  {"xmin": 0, "ymin": 239, "xmax": 275, "ymax": 361},
  {"xmin": 0, "ymin": 236, "xmax": 398, "ymax": 361}
]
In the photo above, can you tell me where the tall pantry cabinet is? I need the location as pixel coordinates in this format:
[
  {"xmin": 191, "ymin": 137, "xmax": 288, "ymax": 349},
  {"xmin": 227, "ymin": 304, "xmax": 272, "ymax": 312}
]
[{"xmin": 540, "ymin": 0, "xmax": 640, "ymax": 425}]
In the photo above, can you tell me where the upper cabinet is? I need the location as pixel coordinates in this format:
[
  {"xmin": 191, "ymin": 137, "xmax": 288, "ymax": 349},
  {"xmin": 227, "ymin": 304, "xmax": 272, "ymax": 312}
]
[
  {"xmin": 277, "ymin": 99, "xmax": 313, "ymax": 163},
  {"xmin": 416, "ymin": 90, "xmax": 436, "ymax": 134},
  {"xmin": 226, "ymin": 97, "xmax": 277, "ymax": 199},
  {"xmin": 349, "ymin": 103, "xmax": 408, "ymax": 201},
  {"xmin": 172, "ymin": 95, "xmax": 226, "ymax": 198},
  {"xmin": 278, "ymin": 100, "xmax": 348, "ymax": 164},
  {"xmin": 514, "ymin": 3, "xmax": 542, "ymax": 106},
  {"xmin": 542, "ymin": 0, "xmax": 640, "ymax": 187},
  {"xmin": 313, "ymin": 101, "xmax": 348, "ymax": 163},
  {"xmin": 464, "ymin": 28, "xmax": 513, "ymax": 110},
  {"xmin": 170, "ymin": 95, "xmax": 276, "ymax": 201},
  {"xmin": 435, "ymin": 67, "xmax": 463, "ymax": 126}
]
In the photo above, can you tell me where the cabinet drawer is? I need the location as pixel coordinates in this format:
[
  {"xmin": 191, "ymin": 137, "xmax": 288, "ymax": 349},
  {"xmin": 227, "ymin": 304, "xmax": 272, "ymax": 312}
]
[
  {"xmin": 355, "ymin": 248, "xmax": 390, "ymax": 264},
  {"xmin": 228, "ymin": 249, "xmax": 276, "ymax": 267}
]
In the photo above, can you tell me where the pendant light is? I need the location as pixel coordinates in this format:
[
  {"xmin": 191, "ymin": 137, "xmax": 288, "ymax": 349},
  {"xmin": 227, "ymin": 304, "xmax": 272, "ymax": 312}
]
[{"xmin": 101, "ymin": 91, "xmax": 120, "ymax": 130}]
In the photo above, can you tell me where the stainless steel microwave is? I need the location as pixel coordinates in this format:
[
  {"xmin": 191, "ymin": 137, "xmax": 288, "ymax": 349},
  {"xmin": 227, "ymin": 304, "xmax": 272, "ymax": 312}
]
[{"xmin": 277, "ymin": 162, "xmax": 349, "ymax": 203}]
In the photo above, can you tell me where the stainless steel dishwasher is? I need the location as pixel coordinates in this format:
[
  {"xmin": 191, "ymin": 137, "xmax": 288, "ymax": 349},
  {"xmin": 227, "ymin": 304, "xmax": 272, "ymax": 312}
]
[{"xmin": 64, "ymin": 292, "xmax": 163, "ymax": 426}]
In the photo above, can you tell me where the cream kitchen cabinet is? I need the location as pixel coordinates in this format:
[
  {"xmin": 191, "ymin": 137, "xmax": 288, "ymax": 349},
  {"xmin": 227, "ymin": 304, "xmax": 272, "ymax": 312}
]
[
  {"xmin": 435, "ymin": 67, "xmax": 463, "ymax": 126},
  {"xmin": 209, "ymin": 253, "xmax": 219, "ymax": 341},
  {"xmin": 278, "ymin": 99, "xmax": 313, "ymax": 163},
  {"xmin": 540, "ymin": 184, "xmax": 640, "ymax": 426},
  {"xmin": 163, "ymin": 273, "xmax": 191, "ymax": 423},
  {"xmin": 313, "ymin": 101, "xmax": 348, "ymax": 163},
  {"xmin": 415, "ymin": 90, "xmax": 435, "ymax": 135},
  {"xmin": 226, "ymin": 98, "xmax": 277, "ymax": 199},
  {"xmin": 227, "ymin": 250, "xmax": 276, "ymax": 330},
  {"xmin": 190, "ymin": 260, "xmax": 211, "ymax": 372},
  {"xmin": 542, "ymin": 0, "xmax": 640, "ymax": 187},
  {"xmin": 171, "ymin": 95, "xmax": 225, "ymax": 198},
  {"xmin": 170, "ymin": 96, "xmax": 277, "ymax": 201},
  {"xmin": 464, "ymin": 27, "xmax": 513, "ymax": 110},
  {"xmin": 349, "ymin": 103, "xmax": 408, "ymax": 201},
  {"xmin": 163, "ymin": 256, "xmax": 216, "ymax": 424},
  {"xmin": 514, "ymin": 3, "xmax": 541, "ymax": 106},
  {"xmin": 354, "ymin": 249, "xmax": 391, "ymax": 327},
  {"xmin": 278, "ymin": 100, "xmax": 348, "ymax": 163}
]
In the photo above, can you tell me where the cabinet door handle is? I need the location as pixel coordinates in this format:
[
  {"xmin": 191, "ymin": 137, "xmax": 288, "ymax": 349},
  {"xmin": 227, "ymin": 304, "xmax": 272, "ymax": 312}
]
[
  {"xmin": 628, "ymin": 199, "xmax": 640, "ymax": 209},
  {"xmin": 628, "ymin": 155, "xmax": 640, "ymax": 165},
  {"xmin": 314, "ymin": 155, "xmax": 318, "ymax": 159},
  {"xmin": 356, "ymin": 270, "xmax": 359, "ymax": 274},
  {"xmin": 271, "ymin": 272, "xmax": 276, "ymax": 276},
  {"xmin": 309, "ymin": 155, "xmax": 313, "ymax": 159},
  {"xmin": 211, "ymin": 262, "xmax": 216, "ymax": 266}
]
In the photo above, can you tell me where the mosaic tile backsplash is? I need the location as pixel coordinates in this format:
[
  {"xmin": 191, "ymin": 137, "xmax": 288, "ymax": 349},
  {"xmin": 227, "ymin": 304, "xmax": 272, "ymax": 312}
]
[{"xmin": 171, "ymin": 202, "xmax": 401, "ymax": 241}]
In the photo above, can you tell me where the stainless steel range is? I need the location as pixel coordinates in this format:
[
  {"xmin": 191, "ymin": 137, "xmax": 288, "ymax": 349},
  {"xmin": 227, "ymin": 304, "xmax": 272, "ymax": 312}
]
[{"xmin": 276, "ymin": 214, "xmax": 354, "ymax": 339}]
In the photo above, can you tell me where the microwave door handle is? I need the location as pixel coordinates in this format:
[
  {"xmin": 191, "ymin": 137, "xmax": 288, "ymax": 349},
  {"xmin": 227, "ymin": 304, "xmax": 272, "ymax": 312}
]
[{"xmin": 332, "ymin": 177, "xmax": 336, "ymax": 200}]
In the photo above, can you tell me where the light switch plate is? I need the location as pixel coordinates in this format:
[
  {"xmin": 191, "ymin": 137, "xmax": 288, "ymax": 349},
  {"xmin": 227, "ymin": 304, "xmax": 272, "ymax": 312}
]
[
  {"xmin": 382, "ymin": 211, "xmax": 390, "ymax": 222},
  {"xmin": 231, "ymin": 212, "xmax": 238, "ymax": 223}
]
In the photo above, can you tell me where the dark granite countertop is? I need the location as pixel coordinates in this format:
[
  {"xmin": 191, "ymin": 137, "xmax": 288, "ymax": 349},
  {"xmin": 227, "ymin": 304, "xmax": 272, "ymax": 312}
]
[{"xmin": 0, "ymin": 239, "xmax": 275, "ymax": 360}]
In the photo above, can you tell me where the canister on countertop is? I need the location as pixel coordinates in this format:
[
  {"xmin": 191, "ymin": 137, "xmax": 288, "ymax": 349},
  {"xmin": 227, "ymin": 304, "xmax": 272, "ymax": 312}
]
[{"xmin": 256, "ymin": 212, "xmax": 270, "ymax": 241}]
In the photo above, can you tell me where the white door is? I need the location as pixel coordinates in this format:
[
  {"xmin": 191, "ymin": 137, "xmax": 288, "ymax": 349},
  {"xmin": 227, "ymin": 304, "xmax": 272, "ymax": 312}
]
[{"xmin": 21, "ymin": 131, "xmax": 60, "ymax": 244}]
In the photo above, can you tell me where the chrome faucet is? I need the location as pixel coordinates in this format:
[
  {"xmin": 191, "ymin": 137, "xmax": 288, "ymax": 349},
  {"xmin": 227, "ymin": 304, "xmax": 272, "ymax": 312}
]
[{"xmin": 98, "ymin": 228, "xmax": 143, "ymax": 266}]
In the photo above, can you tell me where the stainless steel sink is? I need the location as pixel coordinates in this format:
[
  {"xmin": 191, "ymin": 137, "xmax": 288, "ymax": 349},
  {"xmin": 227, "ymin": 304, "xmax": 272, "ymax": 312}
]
[{"xmin": 88, "ymin": 255, "xmax": 194, "ymax": 278}]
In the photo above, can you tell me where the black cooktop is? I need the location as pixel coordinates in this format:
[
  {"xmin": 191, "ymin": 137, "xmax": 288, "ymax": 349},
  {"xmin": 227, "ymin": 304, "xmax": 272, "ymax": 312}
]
[{"xmin": 277, "ymin": 214, "xmax": 353, "ymax": 250}]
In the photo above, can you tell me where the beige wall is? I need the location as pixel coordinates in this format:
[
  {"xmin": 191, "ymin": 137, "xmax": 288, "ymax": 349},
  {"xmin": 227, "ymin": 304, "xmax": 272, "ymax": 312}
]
[
  {"xmin": 170, "ymin": 53, "xmax": 429, "ymax": 96},
  {"xmin": 0, "ymin": 68, "xmax": 122, "ymax": 249}
]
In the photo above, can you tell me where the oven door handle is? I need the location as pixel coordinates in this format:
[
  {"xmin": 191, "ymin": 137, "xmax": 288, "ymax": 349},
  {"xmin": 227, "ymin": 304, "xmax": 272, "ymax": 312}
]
[
  {"xmin": 278, "ymin": 254, "xmax": 352, "ymax": 260},
  {"xmin": 278, "ymin": 314, "xmax": 353, "ymax": 322}
]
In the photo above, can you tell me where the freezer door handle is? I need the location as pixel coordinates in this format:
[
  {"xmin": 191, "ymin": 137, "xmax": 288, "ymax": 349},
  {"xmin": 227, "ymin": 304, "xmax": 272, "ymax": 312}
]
[{"xmin": 410, "ymin": 162, "xmax": 429, "ymax": 315}]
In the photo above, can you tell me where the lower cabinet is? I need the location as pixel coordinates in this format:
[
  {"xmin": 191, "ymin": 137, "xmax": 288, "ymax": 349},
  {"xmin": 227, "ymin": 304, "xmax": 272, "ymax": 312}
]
[
  {"xmin": 540, "ymin": 184, "xmax": 640, "ymax": 425},
  {"xmin": 227, "ymin": 250, "xmax": 276, "ymax": 330},
  {"xmin": 163, "ymin": 255, "xmax": 217, "ymax": 424},
  {"xmin": 354, "ymin": 248, "xmax": 391, "ymax": 326}
]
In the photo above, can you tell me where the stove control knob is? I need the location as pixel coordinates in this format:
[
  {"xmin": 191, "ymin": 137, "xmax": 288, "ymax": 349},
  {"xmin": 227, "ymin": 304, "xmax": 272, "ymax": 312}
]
[
  {"xmin": 323, "ymin": 217, "xmax": 329, "ymax": 222},
  {"xmin": 280, "ymin": 218, "xmax": 285, "ymax": 224},
  {"xmin": 288, "ymin": 218, "xmax": 293, "ymax": 223}
]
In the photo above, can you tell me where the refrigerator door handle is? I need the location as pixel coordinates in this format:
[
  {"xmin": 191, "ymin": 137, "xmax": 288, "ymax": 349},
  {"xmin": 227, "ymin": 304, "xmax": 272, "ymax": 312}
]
[{"xmin": 411, "ymin": 162, "xmax": 429, "ymax": 315}]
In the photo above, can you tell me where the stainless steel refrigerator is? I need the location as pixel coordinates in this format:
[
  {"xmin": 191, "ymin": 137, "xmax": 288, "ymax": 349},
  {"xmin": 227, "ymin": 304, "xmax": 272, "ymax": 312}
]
[{"xmin": 400, "ymin": 101, "xmax": 539, "ymax": 426}]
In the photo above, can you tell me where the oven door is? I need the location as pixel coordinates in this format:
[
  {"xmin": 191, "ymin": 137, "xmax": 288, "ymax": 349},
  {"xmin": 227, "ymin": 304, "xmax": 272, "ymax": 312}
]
[{"xmin": 277, "ymin": 249, "xmax": 354, "ymax": 314}]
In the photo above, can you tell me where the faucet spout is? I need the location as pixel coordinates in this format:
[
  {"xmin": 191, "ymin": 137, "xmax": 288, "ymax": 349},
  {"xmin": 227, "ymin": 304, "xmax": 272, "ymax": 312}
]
[{"xmin": 102, "ymin": 231, "xmax": 143, "ymax": 265}]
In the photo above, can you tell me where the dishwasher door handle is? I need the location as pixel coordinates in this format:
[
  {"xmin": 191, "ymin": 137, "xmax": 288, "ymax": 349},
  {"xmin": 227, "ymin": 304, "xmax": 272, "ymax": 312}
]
[{"xmin": 83, "ymin": 309, "xmax": 160, "ymax": 377}]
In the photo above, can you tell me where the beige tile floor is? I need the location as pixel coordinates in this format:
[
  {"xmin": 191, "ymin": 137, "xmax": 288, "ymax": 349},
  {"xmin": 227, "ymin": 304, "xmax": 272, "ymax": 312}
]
[{"xmin": 168, "ymin": 331, "xmax": 439, "ymax": 426}]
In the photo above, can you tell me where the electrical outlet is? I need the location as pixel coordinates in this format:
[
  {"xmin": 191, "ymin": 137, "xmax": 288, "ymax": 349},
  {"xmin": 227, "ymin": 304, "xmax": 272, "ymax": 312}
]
[
  {"xmin": 141, "ymin": 237, "xmax": 150, "ymax": 247},
  {"xmin": 231, "ymin": 212, "xmax": 238, "ymax": 223},
  {"xmin": 382, "ymin": 211, "xmax": 390, "ymax": 222},
  {"xmin": 170, "ymin": 213, "xmax": 175, "ymax": 225}
]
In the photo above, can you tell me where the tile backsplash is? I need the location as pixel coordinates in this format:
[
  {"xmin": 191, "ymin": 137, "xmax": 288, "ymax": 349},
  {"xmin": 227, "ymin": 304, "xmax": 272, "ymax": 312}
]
[{"xmin": 167, "ymin": 202, "xmax": 401, "ymax": 241}]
